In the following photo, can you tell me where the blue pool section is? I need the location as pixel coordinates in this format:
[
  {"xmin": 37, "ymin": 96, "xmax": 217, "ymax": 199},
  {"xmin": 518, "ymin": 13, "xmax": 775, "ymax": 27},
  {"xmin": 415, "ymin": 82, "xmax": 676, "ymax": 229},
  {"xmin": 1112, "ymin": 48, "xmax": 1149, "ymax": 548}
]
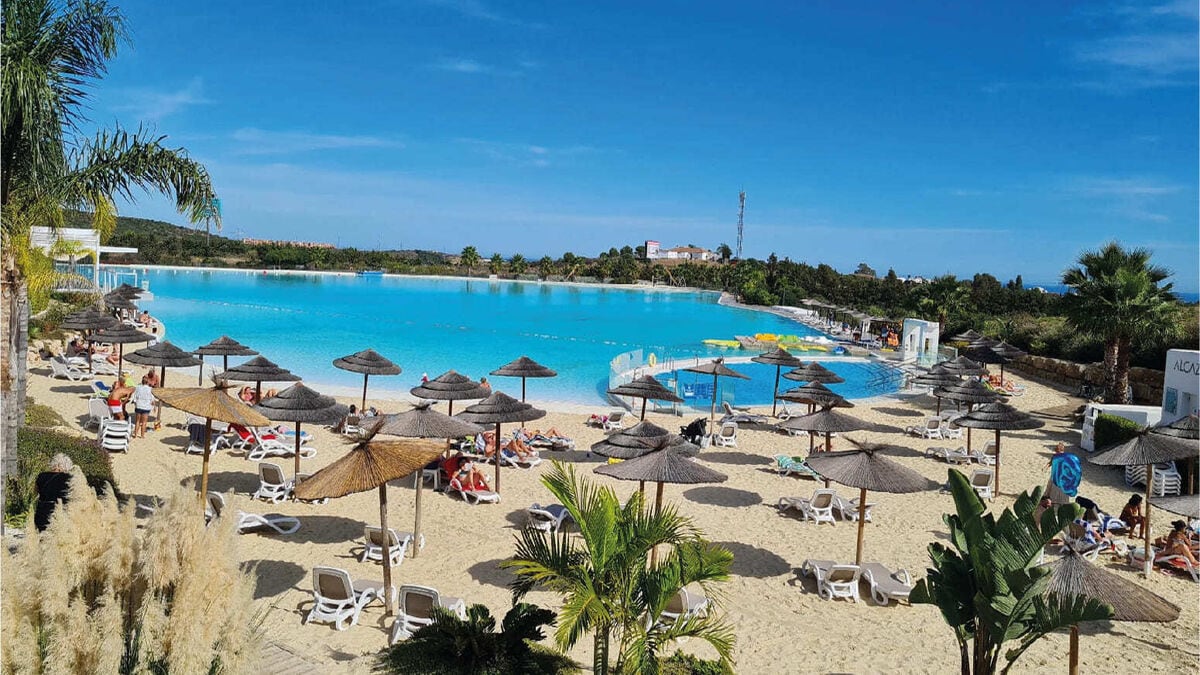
[
  {"xmin": 129, "ymin": 267, "xmax": 899, "ymax": 404},
  {"xmin": 659, "ymin": 360, "xmax": 904, "ymax": 410}
]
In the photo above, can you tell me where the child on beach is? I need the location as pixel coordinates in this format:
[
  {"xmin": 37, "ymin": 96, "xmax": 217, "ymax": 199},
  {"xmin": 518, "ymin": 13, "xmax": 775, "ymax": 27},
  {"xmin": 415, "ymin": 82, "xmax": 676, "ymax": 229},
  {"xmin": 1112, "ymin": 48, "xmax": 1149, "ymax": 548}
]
[{"xmin": 131, "ymin": 376, "xmax": 155, "ymax": 438}]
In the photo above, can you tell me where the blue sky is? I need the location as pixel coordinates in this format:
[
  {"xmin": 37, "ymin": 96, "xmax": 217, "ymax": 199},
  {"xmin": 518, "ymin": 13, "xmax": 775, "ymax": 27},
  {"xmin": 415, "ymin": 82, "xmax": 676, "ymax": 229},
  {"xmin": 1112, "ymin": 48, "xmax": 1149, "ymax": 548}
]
[{"xmin": 89, "ymin": 1, "xmax": 1198, "ymax": 290}]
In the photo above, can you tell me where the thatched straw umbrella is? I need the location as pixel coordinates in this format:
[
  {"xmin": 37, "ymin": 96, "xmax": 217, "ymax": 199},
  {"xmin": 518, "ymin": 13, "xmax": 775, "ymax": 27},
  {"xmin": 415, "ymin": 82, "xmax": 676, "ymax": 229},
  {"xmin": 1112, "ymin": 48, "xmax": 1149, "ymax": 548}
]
[
  {"xmin": 988, "ymin": 341, "xmax": 1027, "ymax": 384},
  {"xmin": 111, "ymin": 283, "xmax": 144, "ymax": 298},
  {"xmin": 937, "ymin": 355, "xmax": 987, "ymax": 377},
  {"xmin": 292, "ymin": 427, "xmax": 444, "ymax": 616},
  {"xmin": 954, "ymin": 402, "xmax": 1044, "ymax": 494},
  {"xmin": 607, "ymin": 375, "xmax": 684, "ymax": 421},
  {"xmin": 102, "ymin": 293, "xmax": 138, "ymax": 312},
  {"xmin": 85, "ymin": 324, "xmax": 153, "ymax": 375},
  {"xmin": 220, "ymin": 356, "xmax": 300, "ymax": 402},
  {"xmin": 949, "ymin": 329, "xmax": 983, "ymax": 342},
  {"xmin": 966, "ymin": 336, "xmax": 999, "ymax": 351},
  {"xmin": 591, "ymin": 422, "xmax": 698, "ymax": 494},
  {"xmin": 60, "ymin": 307, "xmax": 117, "ymax": 333},
  {"xmin": 1153, "ymin": 415, "xmax": 1198, "ymax": 494},
  {"xmin": 778, "ymin": 381, "xmax": 853, "ymax": 410},
  {"xmin": 684, "ymin": 358, "xmax": 751, "ymax": 425},
  {"xmin": 125, "ymin": 341, "xmax": 202, "ymax": 425},
  {"xmin": 194, "ymin": 336, "xmax": 258, "ymax": 384},
  {"xmin": 1151, "ymin": 494, "xmax": 1199, "ymax": 519},
  {"xmin": 375, "ymin": 402, "xmax": 484, "ymax": 556},
  {"xmin": 154, "ymin": 381, "xmax": 271, "ymax": 505},
  {"xmin": 253, "ymin": 383, "xmax": 347, "ymax": 477},
  {"xmin": 455, "ymin": 392, "xmax": 545, "ymax": 493},
  {"xmin": 751, "ymin": 346, "xmax": 803, "ymax": 417},
  {"xmin": 1041, "ymin": 548, "xmax": 1180, "ymax": 675},
  {"xmin": 1090, "ymin": 430, "xmax": 1199, "ymax": 577},
  {"xmin": 333, "ymin": 348, "xmax": 401, "ymax": 412},
  {"xmin": 782, "ymin": 361, "xmax": 845, "ymax": 385},
  {"xmin": 490, "ymin": 356, "xmax": 556, "ymax": 402},
  {"xmin": 410, "ymin": 370, "xmax": 489, "ymax": 415},
  {"xmin": 777, "ymin": 406, "xmax": 867, "ymax": 455},
  {"xmin": 804, "ymin": 441, "xmax": 937, "ymax": 563},
  {"xmin": 911, "ymin": 366, "xmax": 961, "ymax": 413},
  {"xmin": 933, "ymin": 380, "xmax": 999, "ymax": 450}
]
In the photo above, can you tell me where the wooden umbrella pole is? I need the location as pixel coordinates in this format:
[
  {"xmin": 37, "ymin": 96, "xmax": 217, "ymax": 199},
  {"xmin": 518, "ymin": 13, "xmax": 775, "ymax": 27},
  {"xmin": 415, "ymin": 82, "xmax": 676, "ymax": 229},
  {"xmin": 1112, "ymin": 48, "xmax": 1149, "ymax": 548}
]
[
  {"xmin": 639, "ymin": 480, "xmax": 645, "ymax": 497},
  {"xmin": 255, "ymin": 381, "xmax": 263, "ymax": 403},
  {"xmin": 1068, "ymin": 625, "xmax": 1079, "ymax": 675},
  {"xmin": 413, "ymin": 469, "xmax": 423, "ymax": 559},
  {"xmin": 826, "ymin": 431, "xmax": 832, "ymax": 452},
  {"xmin": 448, "ymin": 400, "xmax": 454, "ymax": 416},
  {"xmin": 936, "ymin": 398, "xmax": 942, "ymax": 415},
  {"xmin": 1143, "ymin": 464, "xmax": 1154, "ymax": 578},
  {"xmin": 361, "ymin": 374, "xmax": 369, "ymax": 413},
  {"xmin": 855, "ymin": 486, "xmax": 868, "ymax": 564},
  {"xmin": 809, "ymin": 434, "xmax": 815, "ymax": 454},
  {"xmin": 650, "ymin": 482, "xmax": 665, "ymax": 567},
  {"xmin": 494, "ymin": 423, "xmax": 502, "ymax": 493},
  {"xmin": 521, "ymin": 378, "xmax": 527, "ymax": 402},
  {"xmin": 294, "ymin": 422, "xmax": 303, "ymax": 478},
  {"xmin": 118, "ymin": 343, "xmax": 124, "ymax": 376},
  {"xmin": 379, "ymin": 484, "xmax": 394, "ymax": 615},
  {"xmin": 198, "ymin": 355, "xmax": 205, "ymax": 385},
  {"xmin": 709, "ymin": 374, "xmax": 718, "ymax": 427},
  {"xmin": 640, "ymin": 398, "xmax": 647, "ymax": 421},
  {"xmin": 223, "ymin": 355, "xmax": 229, "ymax": 372},
  {"xmin": 771, "ymin": 366, "xmax": 780, "ymax": 418},
  {"xmin": 994, "ymin": 429, "xmax": 1002, "ymax": 495},
  {"xmin": 967, "ymin": 427, "xmax": 972, "ymax": 453},
  {"xmin": 199, "ymin": 419, "xmax": 213, "ymax": 508}
]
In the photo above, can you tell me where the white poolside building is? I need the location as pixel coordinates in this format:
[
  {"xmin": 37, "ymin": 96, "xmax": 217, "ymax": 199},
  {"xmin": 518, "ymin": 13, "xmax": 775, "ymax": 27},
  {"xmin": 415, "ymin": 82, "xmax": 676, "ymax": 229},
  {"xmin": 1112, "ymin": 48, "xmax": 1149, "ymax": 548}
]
[
  {"xmin": 29, "ymin": 226, "xmax": 138, "ymax": 292},
  {"xmin": 900, "ymin": 318, "xmax": 940, "ymax": 366}
]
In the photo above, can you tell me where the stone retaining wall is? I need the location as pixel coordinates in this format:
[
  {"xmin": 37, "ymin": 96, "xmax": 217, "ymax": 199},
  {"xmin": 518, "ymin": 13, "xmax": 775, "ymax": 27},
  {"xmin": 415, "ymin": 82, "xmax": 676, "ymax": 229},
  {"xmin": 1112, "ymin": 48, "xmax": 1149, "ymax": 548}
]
[{"xmin": 1007, "ymin": 355, "xmax": 1163, "ymax": 404}]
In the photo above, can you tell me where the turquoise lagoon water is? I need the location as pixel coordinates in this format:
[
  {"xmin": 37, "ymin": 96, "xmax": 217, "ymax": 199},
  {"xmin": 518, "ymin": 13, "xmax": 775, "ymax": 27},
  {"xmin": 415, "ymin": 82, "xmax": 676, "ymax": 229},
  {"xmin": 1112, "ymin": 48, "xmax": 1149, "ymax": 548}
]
[{"xmin": 133, "ymin": 268, "xmax": 898, "ymax": 405}]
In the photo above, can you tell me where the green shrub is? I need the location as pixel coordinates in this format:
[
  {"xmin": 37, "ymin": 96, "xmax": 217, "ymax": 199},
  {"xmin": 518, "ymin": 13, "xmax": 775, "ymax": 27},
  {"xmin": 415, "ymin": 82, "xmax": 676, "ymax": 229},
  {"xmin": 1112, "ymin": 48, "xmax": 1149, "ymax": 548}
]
[
  {"xmin": 1094, "ymin": 413, "xmax": 1142, "ymax": 450},
  {"xmin": 658, "ymin": 651, "xmax": 734, "ymax": 675},
  {"xmin": 4, "ymin": 428, "xmax": 119, "ymax": 528},
  {"xmin": 24, "ymin": 399, "xmax": 66, "ymax": 428}
]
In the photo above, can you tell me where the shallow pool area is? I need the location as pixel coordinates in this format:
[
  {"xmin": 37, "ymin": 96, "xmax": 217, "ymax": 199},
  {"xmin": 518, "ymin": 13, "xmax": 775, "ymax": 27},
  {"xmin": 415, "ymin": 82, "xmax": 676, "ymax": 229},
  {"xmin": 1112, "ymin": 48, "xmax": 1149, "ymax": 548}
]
[{"xmin": 657, "ymin": 359, "xmax": 905, "ymax": 410}]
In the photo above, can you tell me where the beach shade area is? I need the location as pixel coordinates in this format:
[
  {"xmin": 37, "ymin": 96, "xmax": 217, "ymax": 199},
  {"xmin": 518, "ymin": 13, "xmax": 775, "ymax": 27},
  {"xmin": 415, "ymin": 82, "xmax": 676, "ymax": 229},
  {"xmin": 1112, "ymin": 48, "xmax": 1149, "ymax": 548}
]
[
  {"xmin": 333, "ymin": 348, "xmax": 401, "ymax": 412},
  {"xmin": 782, "ymin": 361, "xmax": 845, "ymax": 386},
  {"xmin": 85, "ymin": 324, "xmax": 154, "ymax": 375},
  {"xmin": 911, "ymin": 366, "xmax": 961, "ymax": 413},
  {"xmin": 778, "ymin": 381, "xmax": 852, "ymax": 416},
  {"xmin": 60, "ymin": 307, "xmax": 117, "ymax": 333},
  {"xmin": 220, "ymin": 355, "xmax": 301, "ymax": 401},
  {"xmin": 954, "ymin": 402, "xmax": 1043, "ymax": 494},
  {"xmin": 110, "ymin": 283, "xmax": 144, "ymax": 298},
  {"xmin": 456, "ymin": 392, "xmax": 545, "ymax": 493},
  {"xmin": 988, "ymin": 341, "xmax": 1027, "ymax": 384},
  {"xmin": 751, "ymin": 346, "xmax": 803, "ymax": 417},
  {"xmin": 154, "ymin": 382, "xmax": 271, "ymax": 506},
  {"xmin": 591, "ymin": 423, "xmax": 698, "ymax": 493},
  {"xmin": 804, "ymin": 441, "xmax": 938, "ymax": 564},
  {"xmin": 937, "ymin": 355, "xmax": 987, "ymax": 377},
  {"xmin": 607, "ymin": 375, "xmax": 684, "ymax": 421},
  {"xmin": 292, "ymin": 428, "xmax": 445, "ymax": 617},
  {"xmin": 490, "ymin": 356, "xmax": 556, "ymax": 402},
  {"xmin": 1089, "ymin": 430, "xmax": 1200, "ymax": 577},
  {"xmin": 194, "ymin": 336, "xmax": 258, "ymax": 385},
  {"xmin": 253, "ymin": 383, "xmax": 347, "ymax": 477},
  {"xmin": 410, "ymin": 370, "xmax": 489, "ymax": 415},
  {"xmin": 933, "ymin": 380, "xmax": 999, "ymax": 449},
  {"xmin": 1152, "ymin": 415, "xmax": 1199, "ymax": 440},
  {"xmin": 777, "ymin": 406, "xmax": 867, "ymax": 454},
  {"xmin": 1151, "ymin": 494, "xmax": 1200, "ymax": 519},
  {"xmin": 124, "ymin": 341, "xmax": 201, "ymax": 388},
  {"xmin": 684, "ymin": 358, "xmax": 751, "ymax": 424},
  {"xmin": 103, "ymin": 293, "xmax": 138, "ymax": 312},
  {"xmin": 376, "ymin": 401, "xmax": 485, "ymax": 556},
  {"xmin": 1041, "ymin": 548, "xmax": 1180, "ymax": 675}
]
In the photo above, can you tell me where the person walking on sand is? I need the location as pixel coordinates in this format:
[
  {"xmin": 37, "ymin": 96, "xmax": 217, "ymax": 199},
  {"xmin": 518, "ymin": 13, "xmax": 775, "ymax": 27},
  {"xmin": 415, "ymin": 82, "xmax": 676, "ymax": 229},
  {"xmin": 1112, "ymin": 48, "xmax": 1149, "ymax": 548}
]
[{"xmin": 131, "ymin": 375, "xmax": 155, "ymax": 438}]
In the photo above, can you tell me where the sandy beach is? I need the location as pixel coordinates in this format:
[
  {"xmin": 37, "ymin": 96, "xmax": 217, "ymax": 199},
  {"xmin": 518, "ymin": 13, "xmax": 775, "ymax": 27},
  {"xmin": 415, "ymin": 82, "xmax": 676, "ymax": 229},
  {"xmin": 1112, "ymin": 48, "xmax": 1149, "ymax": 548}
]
[{"xmin": 18, "ymin": 350, "xmax": 1200, "ymax": 674}]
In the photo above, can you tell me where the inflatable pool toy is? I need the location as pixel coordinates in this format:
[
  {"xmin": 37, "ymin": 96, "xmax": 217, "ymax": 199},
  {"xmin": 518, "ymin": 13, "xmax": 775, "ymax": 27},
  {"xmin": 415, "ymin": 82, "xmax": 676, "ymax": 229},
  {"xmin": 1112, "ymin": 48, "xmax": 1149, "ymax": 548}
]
[
  {"xmin": 754, "ymin": 333, "xmax": 779, "ymax": 342},
  {"xmin": 648, "ymin": 353, "xmax": 658, "ymax": 367},
  {"xmin": 702, "ymin": 339, "xmax": 741, "ymax": 349}
]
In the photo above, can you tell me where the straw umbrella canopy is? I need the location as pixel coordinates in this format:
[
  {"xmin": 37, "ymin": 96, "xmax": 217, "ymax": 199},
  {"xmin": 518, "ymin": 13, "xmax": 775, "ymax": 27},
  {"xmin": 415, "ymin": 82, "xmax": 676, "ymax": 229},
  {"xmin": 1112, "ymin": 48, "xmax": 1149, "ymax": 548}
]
[
  {"xmin": 410, "ymin": 370, "xmax": 490, "ymax": 415},
  {"xmin": 154, "ymin": 381, "xmax": 271, "ymax": 505},
  {"xmin": 102, "ymin": 293, "xmax": 138, "ymax": 312},
  {"xmin": 124, "ymin": 341, "xmax": 201, "ymax": 387},
  {"xmin": 1151, "ymin": 494, "xmax": 1199, "ymax": 519},
  {"xmin": 991, "ymin": 341, "xmax": 1027, "ymax": 360},
  {"xmin": 778, "ymin": 381, "xmax": 853, "ymax": 411},
  {"xmin": 60, "ymin": 308, "xmax": 117, "ymax": 332},
  {"xmin": 220, "ymin": 356, "xmax": 301, "ymax": 401},
  {"xmin": 954, "ymin": 402, "xmax": 1044, "ymax": 494},
  {"xmin": 967, "ymin": 336, "xmax": 999, "ymax": 351},
  {"xmin": 292, "ymin": 426, "xmax": 445, "ymax": 617},
  {"xmin": 85, "ymin": 324, "xmax": 153, "ymax": 375},
  {"xmin": 490, "ymin": 356, "xmax": 556, "ymax": 402},
  {"xmin": 1041, "ymin": 547, "xmax": 1180, "ymax": 675},
  {"xmin": 594, "ymin": 443, "xmax": 726, "ymax": 516},
  {"xmin": 782, "ymin": 361, "xmax": 845, "ymax": 385},
  {"xmin": 607, "ymin": 375, "xmax": 684, "ymax": 420},
  {"xmin": 333, "ymin": 348, "xmax": 401, "ymax": 412},
  {"xmin": 253, "ymin": 383, "xmax": 347, "ymax": 477},
  {"xmin": 1090, "ymin": 430, "xmax": 1199, "ymax": 578},
  {"xmin": 1152, "ymin": 415, "xmax": 1199, "ymax": 440},
  {"xmin": 455, "ymin": 392, "xmax": 545, "ymax": 493},
  {"xmin": 911, "ymin": 366, "xmax": 962, "ymax": 413},
  {"xmin": 777, "ymin": 406, "xmax": 868, "ymax": 453},
  {"xmin": 589, "ymin": 421, "xmax": 674, "ymax": 460},
  {"xmin": 804, "ymin": 441, "xmax": 938, "ymax": 563},
  {"xmin": 950, "ymin": 329, "xmax": 983, "ymax": 342},
  {"xmin": 683, "ymin": 358, "xmax": 751, "ymax": 425},
  {"xmin": 194, "ymin": 336, "xmax": 258, "ymax": 384},
  {"xmin": 938, "ymin": 355, "xmax": 987, "ymax": 377},
  {"xmin": 751, "ymin": 346, "xmax": 803, "ymax": 417},
  {"xmin": 111, "ymin": 283, "xmax": 144, "ymax": 298},
  {"xmin": 933, "ymin": 380, "xmax": 999, "ymax": 447}
]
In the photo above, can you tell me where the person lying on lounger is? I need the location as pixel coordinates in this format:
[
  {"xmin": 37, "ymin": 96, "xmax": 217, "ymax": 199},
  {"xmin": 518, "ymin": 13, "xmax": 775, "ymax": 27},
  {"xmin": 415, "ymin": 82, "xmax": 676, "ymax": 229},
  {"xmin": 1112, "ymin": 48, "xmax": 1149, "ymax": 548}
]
[
  {"xmin": 456, "ymin": 460, "xmax": 491, "ymax": 491},
  {"xmin": 1155, "ymin": 521, "xmax": 1200, "ymax": 566}
]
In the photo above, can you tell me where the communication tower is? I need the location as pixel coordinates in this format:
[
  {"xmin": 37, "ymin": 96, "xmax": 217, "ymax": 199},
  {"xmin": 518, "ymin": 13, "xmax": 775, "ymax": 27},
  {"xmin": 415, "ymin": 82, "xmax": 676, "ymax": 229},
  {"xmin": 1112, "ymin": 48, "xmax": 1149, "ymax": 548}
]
[{"xmin": 735, "ymin": 191, "xmax": 746, "ymax": 260}]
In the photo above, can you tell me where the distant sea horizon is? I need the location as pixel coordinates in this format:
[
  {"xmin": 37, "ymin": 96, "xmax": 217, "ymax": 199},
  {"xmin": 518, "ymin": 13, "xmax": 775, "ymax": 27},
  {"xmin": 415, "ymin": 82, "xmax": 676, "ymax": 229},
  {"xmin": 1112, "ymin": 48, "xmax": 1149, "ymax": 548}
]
[{"xmin": 1030, "ymin": 283, "xmax": 1199, "ymax": 304}]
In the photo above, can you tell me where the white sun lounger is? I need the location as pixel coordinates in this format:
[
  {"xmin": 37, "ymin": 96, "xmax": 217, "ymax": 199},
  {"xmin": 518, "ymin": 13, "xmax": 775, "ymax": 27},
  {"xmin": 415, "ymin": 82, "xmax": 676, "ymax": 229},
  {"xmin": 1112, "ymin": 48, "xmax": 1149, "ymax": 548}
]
[
  {"xmin": 802, "ymin": 559, "xmax": 861, "ymax": 602},
  {"xmin": 656, "ymin": 587, "xmax": 710, "ymax": 627},
  {"xmin": 526, "ymin": 503, "xmax": 572, "ymax": 532},
  {"xmin": 390, "ymin": 584, "xmax": 467, "ymax": 644},
  {"xmin": 778, "ymin": 489, "xmax": 837, "ymax": 526},
  {"xmin": 712, "ymin": 421, "xmax": 738, "ymax": 447},
  {"xmin": 305, "ymin": 566, "xmax": 383, "ymax": 630},
  {"xmin": 206, "ymin": 492, "xmax": 300, "ymax": 535},
  {"xmin": 49, "ymin": 357, "xmax": 88, "ymax": 381},
  {"xmin": 831, "ymin": 493, "xmax": 874, "ymax": 522},
  {"xmin": 969, "ymin": 468, "xmax": 995, "ymax": 501},
  {"xmin": 859, "ymin": 562, "xmax": 913, "ymax": 605},
  {"xmin": 253, "ymin": 462, "xmax": 293, "ymax": 504},
  {"xmin": 361, "ymin": 527, "xmax": 423, "ymax": 565},
  {"xmin": 446, "ymin": 477, "xmax": 500, "ymax": 505},
  {"xmin": 925, "ymin": 446, "xmax": 971, "ymax": 465}
]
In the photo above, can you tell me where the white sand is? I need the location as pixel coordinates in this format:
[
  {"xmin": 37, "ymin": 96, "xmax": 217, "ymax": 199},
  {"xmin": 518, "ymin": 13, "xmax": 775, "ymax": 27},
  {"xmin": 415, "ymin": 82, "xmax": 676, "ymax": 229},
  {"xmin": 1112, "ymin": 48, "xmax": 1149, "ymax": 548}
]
[{"xmin": 20, "ymin": 354, "xmax": 1199, "ymax": 673}]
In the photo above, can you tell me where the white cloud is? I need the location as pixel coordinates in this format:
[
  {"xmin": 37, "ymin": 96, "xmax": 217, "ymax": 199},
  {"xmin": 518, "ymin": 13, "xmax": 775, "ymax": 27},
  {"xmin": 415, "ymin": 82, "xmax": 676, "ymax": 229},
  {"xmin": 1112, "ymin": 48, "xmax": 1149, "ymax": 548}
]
[
  {"xmin": 113, "ymin": 78, "xmax": 211, "ymax": 121},
  {"xmin": 455, "ymin": 138, "xmax": 599, "ymax": 167},
  {"xmin": 433, "ymin": 58, "xmax": 493, "ymax": 74},
  {"xmin": 420, "ymin": 0, "xmax": 544, "ymax": 28},
  {"xmin": 1061, "ymin": 176, "xmax": 1185, "ymax": 222},
  {"xmin": 1069, "ymin": 2, "xmax": 1198, "ymax": 90},
  {"xmin": 228, "ymin": 128, "xmax": 403, "ymax": 155}
]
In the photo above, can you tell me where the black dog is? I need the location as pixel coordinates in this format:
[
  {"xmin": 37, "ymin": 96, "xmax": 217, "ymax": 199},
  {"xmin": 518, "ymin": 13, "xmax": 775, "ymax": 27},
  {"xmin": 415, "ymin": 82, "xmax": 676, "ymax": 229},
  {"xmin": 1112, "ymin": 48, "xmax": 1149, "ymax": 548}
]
[{"xmin": 680, "ymin": 418, "xmax": 708, "ymax": 445}]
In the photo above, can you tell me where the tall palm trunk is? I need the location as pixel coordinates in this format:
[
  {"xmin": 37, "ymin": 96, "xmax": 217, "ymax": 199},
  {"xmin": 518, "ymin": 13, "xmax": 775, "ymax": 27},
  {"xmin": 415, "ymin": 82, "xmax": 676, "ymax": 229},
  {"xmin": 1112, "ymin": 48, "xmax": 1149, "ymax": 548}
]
[
  {"xmin": 1, "ymin": 257, "xmax": 30, "ymax": 525},
  {"xmin": 1114, "ymin": 335, "xmax": 1133, "ymax": 404},
  {"xmin": 1101, "ymin": 336, "xmax": 1121, "ymax": 403},
  {"xmin": 593, "ymin": 625, "xmax": 610, "ymax": 675}
]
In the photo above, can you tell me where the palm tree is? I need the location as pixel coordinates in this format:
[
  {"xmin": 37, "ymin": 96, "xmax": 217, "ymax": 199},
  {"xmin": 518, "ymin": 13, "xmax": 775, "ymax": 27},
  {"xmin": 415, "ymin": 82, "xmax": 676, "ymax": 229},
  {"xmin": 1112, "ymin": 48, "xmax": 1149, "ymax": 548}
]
[
  {"xmin": 919, "ymin": 275, "xmax": 971, "ymax": 334},
  {"xmin": 380, "ymin": 602, "xmax": 579, "ymax": 674},
  {"xmin": 489, "ymin": 252, "xmax": 504, "ymax": 275},
  {"xmin": 911, "ymin": 471, "xmax": 1111, "ymax": 675},
  {"xmin": 503, "ymin": 463, "xmax": 735, "ymax": 675},
  {"xmin": 2, "ymin": 0, "xmax": 218, "ymax": 489},
  {"xmin": 510, "ymin": 253, "xmax": 528, "ymax": 275},
  {"xmin": 460, "ymin": 246, "xmax": 481, "ymax": 277},
  {"xmin": 1061, "ymin": 242, "xmax": 1180, "ymax": 403},
  {"xmin": 715, "ymin": 243, "xmax": 732, "ymax": 263},
  {"xmin": 537, "ymin": 256, "xmax": 556, "ymax": 279}
]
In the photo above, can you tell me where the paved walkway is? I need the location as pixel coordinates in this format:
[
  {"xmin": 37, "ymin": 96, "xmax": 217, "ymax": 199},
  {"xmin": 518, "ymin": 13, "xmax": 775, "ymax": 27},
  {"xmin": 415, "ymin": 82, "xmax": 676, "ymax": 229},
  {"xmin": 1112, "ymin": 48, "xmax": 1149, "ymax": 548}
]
[{"xmin": 259, "ymin": 643, "xmax": 325, "ymax": 675}]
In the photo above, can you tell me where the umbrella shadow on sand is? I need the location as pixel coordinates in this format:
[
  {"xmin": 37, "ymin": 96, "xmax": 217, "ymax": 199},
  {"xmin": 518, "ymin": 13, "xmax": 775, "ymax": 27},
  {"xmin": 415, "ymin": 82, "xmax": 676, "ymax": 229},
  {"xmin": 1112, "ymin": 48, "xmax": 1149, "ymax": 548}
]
[
  {"xmin": 184, "ymin": 471, "xmax": 258, "ymax": 495},
  {"xmin": 273, "ymin": 515, "xmax": 369, "ymax": 546},
  {"xmin": 467, "ymin": 558, "xmax": 517, "ymax": 589},
  {"xmin": 51, "ymin": 384, "xmax": 95, "ymax": 396},
  {"xmin": 243, "ymin": 559, "xmax": 306, "ymax": 600},
  {"xmin": 872, "ymin": 406, "xmax": 925, "ymax": 418},
  {"xmin": 711, "ymin": 541, "xmax": 791, "ymax": 578},
  {"xmin": 700, "ymin": 451, "xmax": 771, "ymax": 467},
  {"xmin": 683, "ymin": 486, "xmax": 762, "ymax": 508}
]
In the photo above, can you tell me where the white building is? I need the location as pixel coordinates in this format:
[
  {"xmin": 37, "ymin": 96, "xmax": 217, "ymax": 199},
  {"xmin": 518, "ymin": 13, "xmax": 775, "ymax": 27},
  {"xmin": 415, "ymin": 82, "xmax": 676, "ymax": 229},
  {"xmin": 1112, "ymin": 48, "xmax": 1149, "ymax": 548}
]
[
  {"xmin": 1161, "ymin": 349, "xmax": 1199, "ymax": 423},
  {"xmin": 900, "ymin": 318, "xmax": 940, "ymax": 366},
  {"xmin": 644, "ymin": 240, "xmax": 661, "ymax": 259},
  {"xmin": 661, "ymin": 246, "xmax": 713, "ymax": 261},
  {"xmin": 30, "ymin": 227, "xmax": 138, "ymax": 291}
]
